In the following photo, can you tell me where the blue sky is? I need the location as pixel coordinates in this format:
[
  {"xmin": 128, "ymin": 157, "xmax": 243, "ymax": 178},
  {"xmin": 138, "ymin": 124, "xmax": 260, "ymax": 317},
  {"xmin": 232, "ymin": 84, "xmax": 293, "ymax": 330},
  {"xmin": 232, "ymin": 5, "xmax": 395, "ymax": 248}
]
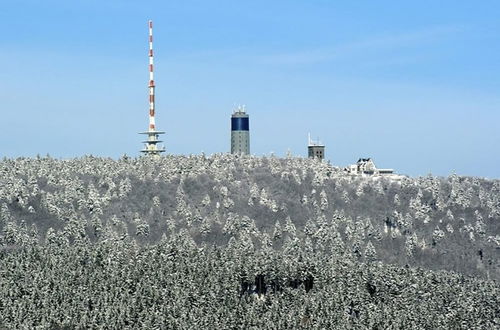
[{"xmin": 0, "ymin": 0, "xmax": 499, "ymax": 178}]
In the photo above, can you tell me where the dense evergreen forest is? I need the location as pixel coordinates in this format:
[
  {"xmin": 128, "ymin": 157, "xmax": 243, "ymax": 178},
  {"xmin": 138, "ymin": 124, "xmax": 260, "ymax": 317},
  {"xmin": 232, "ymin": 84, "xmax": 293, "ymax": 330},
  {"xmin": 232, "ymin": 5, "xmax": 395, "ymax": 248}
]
[{"xmin": 0, "ymin": 155, "xmax": 499, "ymax": 328}]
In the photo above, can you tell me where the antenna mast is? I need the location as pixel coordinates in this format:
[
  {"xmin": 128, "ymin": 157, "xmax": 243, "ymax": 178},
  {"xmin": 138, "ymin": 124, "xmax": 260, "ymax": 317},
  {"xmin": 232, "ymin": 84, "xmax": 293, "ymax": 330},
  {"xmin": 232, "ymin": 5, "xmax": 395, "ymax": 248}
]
[
  {"xmin": 148, "ymin": 20, "xmax": 156, "ymax": 131},
  {"xmin": 140, "ymin": 20, "xmax": 165, "ymax": 155}
]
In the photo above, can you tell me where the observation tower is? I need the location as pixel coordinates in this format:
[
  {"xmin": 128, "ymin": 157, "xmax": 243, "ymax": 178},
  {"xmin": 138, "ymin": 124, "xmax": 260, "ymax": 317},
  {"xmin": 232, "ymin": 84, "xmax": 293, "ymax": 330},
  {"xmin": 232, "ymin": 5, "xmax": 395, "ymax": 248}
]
[{"xmin": 308, "ymin": 133, "xmax": 325, "ymax": 160}]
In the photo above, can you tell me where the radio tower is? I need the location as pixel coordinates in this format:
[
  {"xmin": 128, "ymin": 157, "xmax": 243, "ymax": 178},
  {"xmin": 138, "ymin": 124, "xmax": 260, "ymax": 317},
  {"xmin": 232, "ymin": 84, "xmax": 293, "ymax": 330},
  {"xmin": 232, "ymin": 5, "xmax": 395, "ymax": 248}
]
[{"xmin": 140, "ymin": 20, "xmax": 165, "ymax": 156}]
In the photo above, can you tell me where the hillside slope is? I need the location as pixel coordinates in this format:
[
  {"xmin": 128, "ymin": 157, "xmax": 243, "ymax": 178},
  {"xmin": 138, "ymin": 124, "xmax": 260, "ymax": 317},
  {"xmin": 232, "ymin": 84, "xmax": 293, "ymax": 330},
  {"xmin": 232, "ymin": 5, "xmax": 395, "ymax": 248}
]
[{"xmin": 1, "ymin": 154, "xmax": 499, "ymax": 279}]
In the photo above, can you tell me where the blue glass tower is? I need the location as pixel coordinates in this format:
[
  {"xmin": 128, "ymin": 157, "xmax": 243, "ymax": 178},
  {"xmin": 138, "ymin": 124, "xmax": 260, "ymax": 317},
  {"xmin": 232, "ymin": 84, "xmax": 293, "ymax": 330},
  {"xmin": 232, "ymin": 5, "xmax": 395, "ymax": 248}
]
[{"xmin": 231, "ymin": 106, "xmax": 250, "ymax": 155}]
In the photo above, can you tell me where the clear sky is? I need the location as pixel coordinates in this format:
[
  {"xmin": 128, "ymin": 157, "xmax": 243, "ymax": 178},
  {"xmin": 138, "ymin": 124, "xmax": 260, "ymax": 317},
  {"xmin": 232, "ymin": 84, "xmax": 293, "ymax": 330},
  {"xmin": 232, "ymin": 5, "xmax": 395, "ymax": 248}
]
[{"xmin": 0, "ymin": 0, "xmax": 499, "ymax": 178}]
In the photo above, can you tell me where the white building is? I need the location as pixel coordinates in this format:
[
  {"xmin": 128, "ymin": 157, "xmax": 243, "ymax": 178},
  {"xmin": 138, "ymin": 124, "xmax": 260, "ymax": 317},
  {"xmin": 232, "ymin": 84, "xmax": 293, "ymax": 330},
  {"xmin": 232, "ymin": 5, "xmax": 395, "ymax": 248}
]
[{"xmin": 345, "ymin": 158, "xmax": 394, "ymax": 175}]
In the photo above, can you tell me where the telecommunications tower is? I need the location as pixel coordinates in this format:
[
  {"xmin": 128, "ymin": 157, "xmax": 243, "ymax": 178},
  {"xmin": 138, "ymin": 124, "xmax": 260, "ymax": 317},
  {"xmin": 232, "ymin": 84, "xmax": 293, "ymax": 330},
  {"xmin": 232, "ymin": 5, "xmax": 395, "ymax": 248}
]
[
  {"xmin": 230, "ymin": 105, "xmax": 250, "ymax": 155},
  {"xmin": 140, "ymin": 20, "xmax": 165, "ymax": 155}
]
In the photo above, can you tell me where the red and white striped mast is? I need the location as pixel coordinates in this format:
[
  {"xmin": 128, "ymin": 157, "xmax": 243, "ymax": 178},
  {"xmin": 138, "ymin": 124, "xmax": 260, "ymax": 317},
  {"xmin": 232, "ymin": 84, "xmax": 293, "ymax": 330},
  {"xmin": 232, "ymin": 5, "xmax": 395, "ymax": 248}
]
[
  {"xmin": 148, "ymin": 20, "xmax": 156, "ymax": 131},
  {"xmin": 140, "ymin": 20, "xmax": 165, "ymax": 155}
]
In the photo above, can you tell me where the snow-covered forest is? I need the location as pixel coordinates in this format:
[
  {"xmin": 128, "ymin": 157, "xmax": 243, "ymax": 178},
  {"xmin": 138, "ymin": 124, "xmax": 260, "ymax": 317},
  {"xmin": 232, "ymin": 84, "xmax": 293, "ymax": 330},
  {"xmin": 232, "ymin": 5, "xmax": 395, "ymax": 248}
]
[{"xmin": 0, "ymin": 154, "xmax": 499, "ymax": 328}]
